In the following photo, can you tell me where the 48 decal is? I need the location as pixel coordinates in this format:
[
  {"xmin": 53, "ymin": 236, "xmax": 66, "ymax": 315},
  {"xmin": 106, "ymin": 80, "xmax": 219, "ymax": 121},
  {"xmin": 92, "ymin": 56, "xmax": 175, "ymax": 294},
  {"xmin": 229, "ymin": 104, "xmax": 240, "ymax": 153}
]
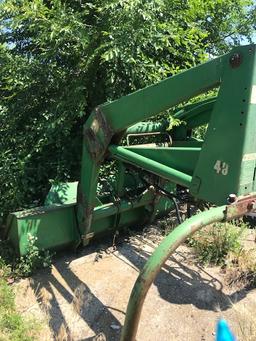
[{"xmin": 214, "ymin": 160, "xmax": 229, "ymax": 175}]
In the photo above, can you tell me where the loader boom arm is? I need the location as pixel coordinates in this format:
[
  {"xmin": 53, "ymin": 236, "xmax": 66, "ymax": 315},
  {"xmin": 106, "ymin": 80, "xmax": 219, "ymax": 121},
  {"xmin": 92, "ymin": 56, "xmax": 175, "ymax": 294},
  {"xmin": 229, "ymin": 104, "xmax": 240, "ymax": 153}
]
[
  {"xmin": 78, "ymin": 44, "xmax": 256, "ymax": 243},
  {"xmin": 5, "ymin": 42, "xmax": 256, "ymax": 341},
  {"xmin": 6, "ymin": 44, "xmax": 256, "ymax": 256}
]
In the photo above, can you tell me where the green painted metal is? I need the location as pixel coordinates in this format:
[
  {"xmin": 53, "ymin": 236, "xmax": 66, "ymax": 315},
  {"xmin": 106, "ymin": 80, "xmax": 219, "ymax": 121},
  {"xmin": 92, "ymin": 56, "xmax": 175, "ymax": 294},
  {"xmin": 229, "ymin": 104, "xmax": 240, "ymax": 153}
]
[
  {"xmin": 5, "ymin": 44, "xmax": 256, "ymax": 255},
  {"xmin": 126, "ymin": 146, "xmax": 201, "ymax": 176},
  {"xmin": 172, "ymin": 97, "xmax": 216, "ymax": 140},
  {"xmin": 191, "ymin": 45, "xmax": 256, "ymax": 204},
  {"xmin": 7, "ymin": 183, "xmax": 174, "ymax": 255},
  {"xmin": 7, "ymin": 204, "xmax": 80, "ymax": 255},
  {"xmin": 5, "ymin": 42, "xmax": 256, "ymax": 341},
  {"xmin": 100, "ymin": 58, "xmax": 221, "ymax": 132},
  {"xmin": 173, "ymin": 97, "xmax": 216, "ymax": 123},
  {"xmin": 44, "ymin": 181, "xmax": 78, "ymax": 206},
  {"xmin": 126, "ymin": 120, "xmax": 169, "ymax": 134},
  {"xmin": 109, "ymin": 145, "xmax": 192, "ymax": 187},
  {"xmin": 76, "ymin": 47, "xmax": 224, "ymax": 242},
  {"xmin": 172, "ymin": 139, "xmax": 204, "ymax": 148},
  {"xmin": 78, "ymin": 45, "xmax": 256, "ymax": 242}
]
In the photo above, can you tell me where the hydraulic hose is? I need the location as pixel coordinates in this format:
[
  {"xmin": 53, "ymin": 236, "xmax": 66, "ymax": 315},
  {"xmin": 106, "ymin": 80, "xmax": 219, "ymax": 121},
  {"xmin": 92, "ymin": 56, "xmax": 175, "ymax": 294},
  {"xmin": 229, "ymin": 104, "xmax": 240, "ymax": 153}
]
[{"xmin": 120, "ymin": 205, "xmax": 227, "ymax": 341}]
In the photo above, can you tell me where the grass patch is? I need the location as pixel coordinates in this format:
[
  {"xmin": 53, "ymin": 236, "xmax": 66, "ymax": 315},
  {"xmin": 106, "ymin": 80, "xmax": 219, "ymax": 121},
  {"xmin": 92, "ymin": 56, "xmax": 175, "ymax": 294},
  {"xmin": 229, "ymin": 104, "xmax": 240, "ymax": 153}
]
[
  {"xmin": 0, "ymin": 236, "xmax": 52, "ymax": 341},
  {"xmin": 225, "ymin": 248, "xmax": 256, "ymax": 288},
  {"xmin": 189, "ymin": 221, "xmax": 256, "ymax": 289},
  {"xmin": 233, "ymin": 303, "xmax": 256, "ymax": 341},
  {"xmin": 0, "ymin": 279, "xmax": 39, "ymax": 341},
  {"xmin": 188, "ymin": 222, "xmax": 246, "ymax": 265}
]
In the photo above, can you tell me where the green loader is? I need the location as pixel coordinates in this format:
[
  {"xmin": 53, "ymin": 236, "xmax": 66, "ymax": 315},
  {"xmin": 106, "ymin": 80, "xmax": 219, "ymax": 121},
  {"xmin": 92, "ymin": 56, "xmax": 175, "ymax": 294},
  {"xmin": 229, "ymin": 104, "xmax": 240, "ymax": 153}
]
[{"xmin": 5, "ymin": 44, "xmax": 256, "ymax": 340}]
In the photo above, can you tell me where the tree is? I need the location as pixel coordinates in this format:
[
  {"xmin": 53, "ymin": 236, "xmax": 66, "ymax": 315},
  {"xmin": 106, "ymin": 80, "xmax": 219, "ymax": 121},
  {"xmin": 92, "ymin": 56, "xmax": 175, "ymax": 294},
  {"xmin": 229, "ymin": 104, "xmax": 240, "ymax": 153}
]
[{"xmin": 0, "ymin": 0, "xmax": 255, "ymax": 222}]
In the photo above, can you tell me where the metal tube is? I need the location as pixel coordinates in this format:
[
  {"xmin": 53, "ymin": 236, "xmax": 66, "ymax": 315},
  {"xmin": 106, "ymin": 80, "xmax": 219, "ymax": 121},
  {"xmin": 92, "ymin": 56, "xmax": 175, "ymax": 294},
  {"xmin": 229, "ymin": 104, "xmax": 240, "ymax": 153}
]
[
  {"xmin": 93, "ymin": 197, "xmax": 153, "ymax": 221},
  {"xmin": 120, "ymin": 205, "xmax": 227, "ymax": 341},
  {"xmin": 109, "ymin": 145, "xmax": 192, "ymax": 188},
  {"xmin": 126, "ymin": 120, "xmax": 169, "ymax": 134}
]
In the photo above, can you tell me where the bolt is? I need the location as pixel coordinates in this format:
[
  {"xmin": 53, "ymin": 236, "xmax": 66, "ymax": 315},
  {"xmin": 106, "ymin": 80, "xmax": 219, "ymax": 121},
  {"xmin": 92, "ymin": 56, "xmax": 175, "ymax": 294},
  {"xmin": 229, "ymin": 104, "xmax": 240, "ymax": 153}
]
[
  {"xmin": 248, "ymin": 200, "xmax": 256, "ymax": 211},
  {"xmin": 229, "ymin": 53, "xmax": 242, "ymax": 68},
  {"xmin": 227, "ymin": 194, "xmax": 237, "ymax": 204}
]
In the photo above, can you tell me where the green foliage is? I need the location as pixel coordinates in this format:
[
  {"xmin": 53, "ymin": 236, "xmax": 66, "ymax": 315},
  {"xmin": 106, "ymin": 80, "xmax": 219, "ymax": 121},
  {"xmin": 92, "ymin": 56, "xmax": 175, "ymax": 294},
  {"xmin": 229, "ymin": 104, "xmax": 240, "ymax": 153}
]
[
  {"xmin": 0, "ymin": 0, "xmax": 255, "ymax": 222},
  {"xmin": 192, "ymin": 124, "xmax": 208, "ymax": 140},
  {"xmin": 0, "ymin": 257, "xmax": 12, "ymax": 281},
  {"xmin": 189, "ymin": 222, "xmax": 246, "ymax": 265},
  {"xmin": 0, "ymin": 236, "xmax": 52, "ymax": 278},
  {"xmin": 167, "ymin": 116, "xmax": 184, "ymax": 130},
  {"xmin": 0, "ymin": 279, "xmax": 38, "ymax": 340},
  {"xmin": 15, "ymin": 234, "xmax": 53, "ymax": 277},
  {"xmin": 0, "ymin": 240, "xmax": 17, "ymax": 279}
]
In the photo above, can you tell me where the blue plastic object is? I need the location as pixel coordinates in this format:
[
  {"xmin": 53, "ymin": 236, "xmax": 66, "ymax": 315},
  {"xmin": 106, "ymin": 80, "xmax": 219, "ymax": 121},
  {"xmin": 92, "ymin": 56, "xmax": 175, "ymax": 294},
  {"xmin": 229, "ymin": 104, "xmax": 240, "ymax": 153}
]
[{"xmin": 216, "ymin": 319, "xmax": 235, "ymax": 341}]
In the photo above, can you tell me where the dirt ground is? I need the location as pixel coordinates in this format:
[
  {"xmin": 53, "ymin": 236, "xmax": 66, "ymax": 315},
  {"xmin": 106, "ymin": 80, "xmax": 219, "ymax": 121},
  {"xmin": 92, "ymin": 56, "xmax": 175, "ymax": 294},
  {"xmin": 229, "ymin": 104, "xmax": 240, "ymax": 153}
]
[{"xmin": 13, "ymin": 231, "xmax": 256, "ymax": 341}]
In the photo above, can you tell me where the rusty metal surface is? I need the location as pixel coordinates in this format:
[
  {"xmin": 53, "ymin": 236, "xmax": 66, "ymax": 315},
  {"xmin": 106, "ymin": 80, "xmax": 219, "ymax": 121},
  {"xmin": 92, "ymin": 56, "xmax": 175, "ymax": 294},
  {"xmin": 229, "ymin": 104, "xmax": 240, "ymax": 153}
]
[
  {"xmin": 81, "ymin": 203, "xmax": 94, "ymax": 244},
  {"xmin": 83, "ymin": 127, "xmax": 102, "ymax": 159},
  {"xmin": 229, "ymin": 53, "xmax": 242, "ymax": 68},
  {"xmin": 225, "ymin": 193, "xmax": 256, "ymax": 220},
  {"xmin": 83, "ymin": 107, "xmax": 114, "ymax": 160},
  {"xmin": 94, "ymin": 106, "xmax": 114, "ymax": 141}
]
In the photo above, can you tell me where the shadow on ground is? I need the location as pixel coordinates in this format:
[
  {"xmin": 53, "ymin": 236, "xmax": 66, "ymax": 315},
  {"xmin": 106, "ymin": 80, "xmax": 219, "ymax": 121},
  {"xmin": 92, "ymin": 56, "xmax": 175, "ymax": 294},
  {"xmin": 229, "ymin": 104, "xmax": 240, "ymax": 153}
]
[
  {"xmin": 118, "ymin": 242, "xmax": 248, "ymax": 311},
  {"xmin": 30, "ymin": 246, "xmax": 123, "ymax": 340},
  {"xmin": 29, "ymin": 239, "xmax": 251, "ymax": 340}
]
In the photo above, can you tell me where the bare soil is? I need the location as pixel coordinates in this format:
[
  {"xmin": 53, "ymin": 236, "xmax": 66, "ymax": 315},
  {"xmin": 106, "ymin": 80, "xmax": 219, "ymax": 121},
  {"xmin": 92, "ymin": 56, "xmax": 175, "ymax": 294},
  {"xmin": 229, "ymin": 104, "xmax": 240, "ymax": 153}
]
[{"xmin": 13, "ymin": 231, "xmax": 256, "ymax": 341}]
